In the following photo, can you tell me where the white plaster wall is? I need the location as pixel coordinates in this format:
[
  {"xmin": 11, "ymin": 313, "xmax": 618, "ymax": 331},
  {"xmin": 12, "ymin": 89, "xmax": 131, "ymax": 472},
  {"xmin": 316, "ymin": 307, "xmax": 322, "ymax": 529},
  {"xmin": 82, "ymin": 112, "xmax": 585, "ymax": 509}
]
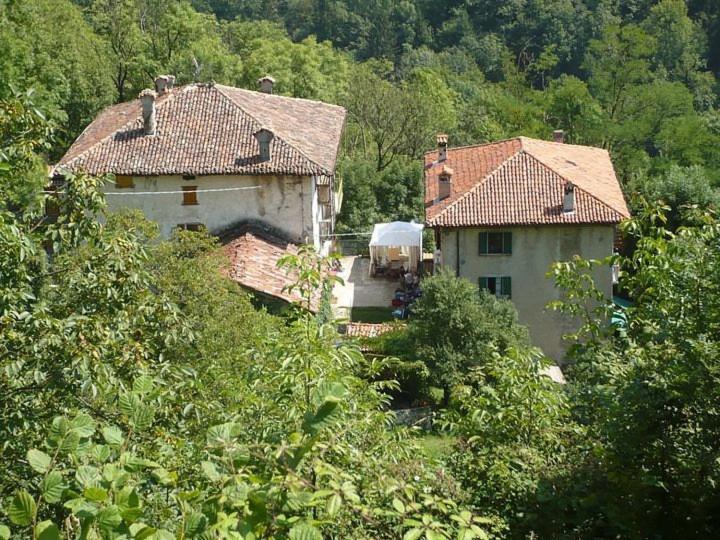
[
  {"xmin": 439, "ymin": 225, "xmax": 614, "ymax": 361},
  {"xmin": 104, "ymin": 174, "xmax": 316, "ymax": 244}
]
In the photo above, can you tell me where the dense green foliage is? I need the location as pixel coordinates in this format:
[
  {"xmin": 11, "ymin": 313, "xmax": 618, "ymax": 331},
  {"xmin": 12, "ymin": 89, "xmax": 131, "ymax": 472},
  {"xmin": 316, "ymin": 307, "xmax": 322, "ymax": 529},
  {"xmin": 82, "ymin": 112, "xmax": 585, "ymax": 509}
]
[
  {"xmin": 3, "ymin": 0, "xmax": 720, "ymax": 537},
  {"xmin": 0, "ymin": 105, "xmax": 496, "ymax": 538}
]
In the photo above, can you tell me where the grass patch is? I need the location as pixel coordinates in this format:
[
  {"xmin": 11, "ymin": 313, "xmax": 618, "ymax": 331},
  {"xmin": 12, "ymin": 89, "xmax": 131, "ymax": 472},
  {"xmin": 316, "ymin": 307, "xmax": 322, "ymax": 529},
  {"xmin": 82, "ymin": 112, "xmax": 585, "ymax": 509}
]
[
  {"xmin": 350, "ymin": 306, "xmax": 394, "ymax": 323},
  {"xmin": 415, "ymin": 434, "xmax": 457, "ymax": 461}
]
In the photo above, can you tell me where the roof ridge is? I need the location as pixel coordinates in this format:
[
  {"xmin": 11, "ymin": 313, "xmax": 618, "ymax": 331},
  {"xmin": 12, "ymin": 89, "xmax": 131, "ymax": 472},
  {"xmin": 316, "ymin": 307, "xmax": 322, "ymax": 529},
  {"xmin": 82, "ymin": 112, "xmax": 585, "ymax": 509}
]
[
  {"xmin": 57, "ymin": 87, "xmax": 186, "ymax": 172},
  {"xmin": 429, "ymin": 149, "xmax": 525, "ymax": 225},
  {"xmin": 423, "ymin": 136, "xmax": 522, "ymax": 157},
  {"xmin": 213, "ymin": 84, "xmax": 331, "ymax": 175},
  {"xmin": 215, "ymin": 83, "xmax": 346, "ymax": 111},
  {"xmin": 521, "ymin": 145, "xmax": 625, "ymax": 216},
  {"xmin": 518, "ymin": 135, "xmax": 609, "ymax": 153}
]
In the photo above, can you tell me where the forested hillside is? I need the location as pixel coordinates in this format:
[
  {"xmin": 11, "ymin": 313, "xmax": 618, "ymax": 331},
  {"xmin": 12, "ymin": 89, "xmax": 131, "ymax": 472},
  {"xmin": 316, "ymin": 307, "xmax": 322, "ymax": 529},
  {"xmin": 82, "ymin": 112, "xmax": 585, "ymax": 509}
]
[
  {"xmin": 2, "ymin": 0, "xmax": 719, "ymax": 232},
  {"xmin": 3, "ymin": 1, "xmax": 720, "ymax": 538}
]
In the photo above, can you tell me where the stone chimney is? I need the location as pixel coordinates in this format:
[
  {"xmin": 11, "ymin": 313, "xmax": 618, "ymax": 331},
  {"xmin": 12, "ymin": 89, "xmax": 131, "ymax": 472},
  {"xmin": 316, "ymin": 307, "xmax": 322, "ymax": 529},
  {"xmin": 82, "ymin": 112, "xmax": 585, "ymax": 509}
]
[
  {"xmin": 553, "ymin": 129, "xmax": 565, "ymax": 144},
  {"xmin": 166, "ymin": 75, "xmax": 176, "ymax": 90},
  {"xmin": 437, "ymin": 133, "xmax": 448, "ymax": 161},
  {"xmin": 257, "ymin": 75, "xmax": 276, "ymax": 94},
  {"xmin": 438, "ymin": 164, "xmax": 453, "ymax": 201},
  {"xmin": 154, "ymin": 75, "xmax": 170, "ymax": 95},
  {"xmin": 563, "ymin": 182, "xmax": 575, "ymax": 213},
  {"xmin": 254, "ymin": 128, "xmax": 274, "ymax": 161},
  {"xmin": 139, "ymin": 89, "xmax": 157, "ymax": 136}
]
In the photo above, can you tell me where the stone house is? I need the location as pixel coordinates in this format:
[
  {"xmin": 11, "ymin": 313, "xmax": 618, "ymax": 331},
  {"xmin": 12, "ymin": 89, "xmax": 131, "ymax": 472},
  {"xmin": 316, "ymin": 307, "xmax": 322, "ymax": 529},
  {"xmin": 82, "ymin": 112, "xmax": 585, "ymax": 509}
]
[
  {"xmin": 54, "ymin": 75, "xmax": 346, "ymax": 253},
  {"xmin": 54, "ymin": 76, "xmax": 346, "ymax": 307},
  {"xmin": 424, "ymin": 132, "xmax": 630, "ymax": 360}
]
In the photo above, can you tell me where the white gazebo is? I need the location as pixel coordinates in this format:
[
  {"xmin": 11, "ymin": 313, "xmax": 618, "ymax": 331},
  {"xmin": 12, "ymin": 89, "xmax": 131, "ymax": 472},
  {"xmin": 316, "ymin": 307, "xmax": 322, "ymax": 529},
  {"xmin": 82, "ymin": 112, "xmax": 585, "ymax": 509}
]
[{"xmin": 369, "ymin": 221, "xmax": 424, "ymax": 275}]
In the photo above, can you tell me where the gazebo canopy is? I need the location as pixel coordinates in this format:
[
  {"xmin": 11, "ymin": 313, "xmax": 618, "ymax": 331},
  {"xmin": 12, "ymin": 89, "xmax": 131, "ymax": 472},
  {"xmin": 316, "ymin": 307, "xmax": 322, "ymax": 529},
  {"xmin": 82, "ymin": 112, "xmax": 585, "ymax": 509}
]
[
  {"xmin": 369, "ymin": 222, "xmax": 424, "ymax": 272},
  {"xmin": 369, "ymin": 221, "xmax": 423, "ymax": 248}
]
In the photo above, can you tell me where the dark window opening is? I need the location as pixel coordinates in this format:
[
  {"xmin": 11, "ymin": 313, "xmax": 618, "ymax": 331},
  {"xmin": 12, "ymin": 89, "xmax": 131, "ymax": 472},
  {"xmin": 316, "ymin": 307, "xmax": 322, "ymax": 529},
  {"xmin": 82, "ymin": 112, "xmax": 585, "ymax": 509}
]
[
  {"xmin": 479, "ymin": 231, "xmax": 512, "ymax": 255},
  {"xmin": 479, "ymin": 276, "xmax": 512, "ymax": 299}
]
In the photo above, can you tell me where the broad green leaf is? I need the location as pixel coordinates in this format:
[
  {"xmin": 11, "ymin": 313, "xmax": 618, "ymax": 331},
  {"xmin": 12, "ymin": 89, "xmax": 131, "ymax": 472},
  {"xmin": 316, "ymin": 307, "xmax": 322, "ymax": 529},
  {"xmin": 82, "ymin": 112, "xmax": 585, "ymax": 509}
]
[
  {"xmin": 402, "ymin": 529, "xmax": 422, "ymax": 540},
  {"xmin": 42, "ymin": 471, "xmax": 67, "ymax": 503},
  {"xmin": 27, "ymin": 449, "xmax": 52, "ymax": 473},
  {"xmin": 70, "ymin": 414, "xmax": 96, "ymax": 438},
  {"xmin": 0, "ymin": 524, "xmax": 10, "ymax": 540},
  {"xmin": 76, "ymin": 465, "xmax": 100, "ymax": 488},
  {"xmin": 8, "ymin": 490, "xmax": 36, "ymax": 526},
  {"xmin": 392, "ymin": 498, "xmax": 406, "ymax": 514},
  {"xmin": 83, "ymin": 487, "xmax": 108, "ymax": 502},
  {"xmin": 288, "ymin": 522, "xmax": 322, "ymax": 540},
  {"xmin": 326, "ymin": 493, "xmax": 342, "ymax": 516},
  {"xmin": 97, "ymin": 506, "xmax": 123, "ymax": 531},
  {"xmin": 183, "ymin": 512, "xmax": 207, "ymax": 537},
  {"xmin": 201, "ymin": 461, "xmax": 220, "ymax": 481},
  {"xmin": 133, "ymin": 525, "xmax": 157, "ymax": 540},
  {"xmin": 302, "ymin": 397, "xmax": 341, "ymax": 435},
  {"xmin": 36, "ymin": 520, "xmax": 60, "ymax": 540},
  {"xmin": 132, "ymin": 375, "xmax": 155, "ymax": 395},
  {"xmin": 102, "ymin": 426, "xmax": 124, "ymax": 446}
]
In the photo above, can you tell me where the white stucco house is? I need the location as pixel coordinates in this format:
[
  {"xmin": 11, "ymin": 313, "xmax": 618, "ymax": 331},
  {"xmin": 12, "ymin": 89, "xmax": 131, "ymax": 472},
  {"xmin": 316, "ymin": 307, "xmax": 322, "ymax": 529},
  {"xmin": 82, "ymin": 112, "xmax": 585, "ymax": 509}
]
[
  {"xmin": 53, "ymin": 75, "xmax": 346, "ymax": 307},
  {"xmin": 424, "ymin": 132, "xmax": 630, "ymax": 361}
]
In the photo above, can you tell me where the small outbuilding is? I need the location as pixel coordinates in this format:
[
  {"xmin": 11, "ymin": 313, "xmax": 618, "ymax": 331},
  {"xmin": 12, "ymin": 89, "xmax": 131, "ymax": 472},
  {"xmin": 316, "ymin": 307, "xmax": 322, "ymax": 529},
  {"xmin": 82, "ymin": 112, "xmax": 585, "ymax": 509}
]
[{"xmin": 369, "ymin": 221, "xmax": 424, "ymax": 276}]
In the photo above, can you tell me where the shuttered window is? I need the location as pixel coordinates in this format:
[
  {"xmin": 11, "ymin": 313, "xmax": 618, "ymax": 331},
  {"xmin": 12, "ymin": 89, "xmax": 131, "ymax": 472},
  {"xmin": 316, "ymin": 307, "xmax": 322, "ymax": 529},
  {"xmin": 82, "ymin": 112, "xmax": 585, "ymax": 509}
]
[
  {"xmin": 479, "ymin": 276, "xmax": 512, "ymax": 299},
  {"xmin": 479, "ymin": 231, "xmax": 512, "ymax": 254},
  {"xmin": 115, "ymin": 175, "xmax": 134, "ymax": 188},
  {"xmin": 182, "ymin": 186, "xmax": 198, "ymax": 205}
]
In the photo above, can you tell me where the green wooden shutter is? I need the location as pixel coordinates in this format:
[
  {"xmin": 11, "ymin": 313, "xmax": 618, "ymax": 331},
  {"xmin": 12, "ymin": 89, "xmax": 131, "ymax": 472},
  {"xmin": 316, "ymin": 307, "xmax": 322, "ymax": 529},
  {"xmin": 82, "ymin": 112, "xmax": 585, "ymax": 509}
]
[
  {"xmin": 479, "ymin": 277, "xmax": 488, "ymax": 292},
  {"xmin": 503, "ymin": 232, "xmax": 512, "ymax": 254},
  {"xmin": 501, "ymin": 276, "xmax": 512, "ymax": 298},
  {"xmin": 479, "ymin": 232, "xmax": 488, "ymax": 254}
]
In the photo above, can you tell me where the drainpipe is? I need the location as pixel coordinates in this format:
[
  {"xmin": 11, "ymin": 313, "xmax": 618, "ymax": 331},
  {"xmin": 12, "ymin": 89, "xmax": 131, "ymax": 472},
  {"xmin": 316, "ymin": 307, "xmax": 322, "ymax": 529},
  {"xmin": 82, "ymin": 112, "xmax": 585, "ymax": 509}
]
[{"xmin": 455, "ymin": 229, "xmax": 460, "ymax": 277}]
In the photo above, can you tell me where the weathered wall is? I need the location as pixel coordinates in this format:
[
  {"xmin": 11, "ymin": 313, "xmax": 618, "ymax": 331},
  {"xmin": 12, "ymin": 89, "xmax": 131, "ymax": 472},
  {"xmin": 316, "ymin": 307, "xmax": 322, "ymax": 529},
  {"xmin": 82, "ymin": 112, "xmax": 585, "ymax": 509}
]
[
  {"xmin": 104, "ymin": 174, "xmax": 315, "ymax": 243},
  {"xmin": 439, "ymin": 225, "xmax": 614, "ymax": 361}
]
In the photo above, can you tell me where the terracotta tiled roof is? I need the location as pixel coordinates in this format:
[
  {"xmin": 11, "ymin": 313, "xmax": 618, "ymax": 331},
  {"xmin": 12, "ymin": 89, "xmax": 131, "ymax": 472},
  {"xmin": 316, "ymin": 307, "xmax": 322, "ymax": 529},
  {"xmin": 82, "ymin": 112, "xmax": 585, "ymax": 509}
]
[
  {"xmin": 424, "ymin": 137, "xmax": 630, "ymax": 227},
  {"xmin": 222, "ymin": 225, "xmax": 321, "ymax": 311},
  {"xmin": 56, "ymin": 83, "xmax": 346, "ymax": 178},
  {"xmin": 345, "ymin": 322, "xmax": 397, "ymax": 339}
]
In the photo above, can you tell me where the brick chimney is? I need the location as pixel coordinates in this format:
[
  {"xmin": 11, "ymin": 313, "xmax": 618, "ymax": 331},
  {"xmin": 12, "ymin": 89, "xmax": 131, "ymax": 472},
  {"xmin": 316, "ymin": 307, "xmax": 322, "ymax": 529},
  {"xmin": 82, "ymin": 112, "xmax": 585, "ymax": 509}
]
[
  {"xmin": 437, "ymin": 133, "xmax": 448, "ymax": 161},
  {"xmin": 254, "ymin": 128, "xmax": 274, "ymax": 161},
  {"xmin": 438, "ymin": 164, "xmax": 453, "ymax": 201},
  {"xmin": 257, "ymin": 75, "xmax": 275, "ymax": 94},
  {"xmin": 139, "ymin": 89, "xmax": 157, "ymax": 136},
  {"xmin": 553, "ymin": 129, "xmax": 565, "ymax": 144},
  {"xmin": 563, "ymin": 182, "xmax": 575, "ymax": 213}
]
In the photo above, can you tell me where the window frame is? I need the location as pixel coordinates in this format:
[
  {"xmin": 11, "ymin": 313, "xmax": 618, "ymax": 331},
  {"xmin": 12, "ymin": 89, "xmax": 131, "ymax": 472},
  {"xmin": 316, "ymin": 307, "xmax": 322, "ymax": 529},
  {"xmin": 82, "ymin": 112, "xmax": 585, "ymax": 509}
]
[
  {"xmin": 479, "ymin": 275, "xmax": 512, "ymax": 299},
  {"xmin": 182, "ymin": 186, "xmax": 198, "ymax": 206},
  {"xmin": 479, "ymin": 231, "xmax": 512, "ymax": 255}
]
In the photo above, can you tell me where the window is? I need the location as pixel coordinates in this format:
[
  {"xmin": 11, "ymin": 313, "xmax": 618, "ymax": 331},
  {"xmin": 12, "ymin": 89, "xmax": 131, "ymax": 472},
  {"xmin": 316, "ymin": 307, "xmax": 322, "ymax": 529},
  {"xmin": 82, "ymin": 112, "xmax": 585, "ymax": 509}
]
[
  {"xmin": 479, "ymin": 231, "xmax": 511, "ymax": 254},
  {"xmin": 176, "ymin": 222, "xmax": 204, "ymax": 232},
  {"xmin": 479, "ymin": 276, "xmax": 512, "ymax": 299},
  {"xmin": 182, "ymin": 186, "xmax": 198, "ymax": 205},
  {"xmin": 115, "ymin": 175, "xmax": 134, "ymax": 188}
]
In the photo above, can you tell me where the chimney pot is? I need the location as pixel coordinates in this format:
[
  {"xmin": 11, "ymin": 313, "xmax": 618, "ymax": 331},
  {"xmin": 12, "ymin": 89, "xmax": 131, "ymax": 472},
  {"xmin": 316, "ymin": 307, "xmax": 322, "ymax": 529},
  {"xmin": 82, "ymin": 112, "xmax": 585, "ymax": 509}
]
[
  {"xmin": 257, "ymin": 75, "xmax": 276, "ymax": 94},
  {"xmin": 438, "ymin": 164, "xmax": 453, "ymax": 201},
  {"xmin": 437, "ymin": 133, "xmax": 448, "ymax": 161},
  {"xmin": 254, "ymin": 128, "xmax": 274, "ymax": 161},
  {"xmin": 139, "ymin": 89, "xmax": 157, "ymax": 135},
  {"xmin": 553, "ymin": 129, "xmax": 565, "ymax": 144},
  {"xmin": 563, "ymin": 182, "xmax": 575, "ymax": 213}
]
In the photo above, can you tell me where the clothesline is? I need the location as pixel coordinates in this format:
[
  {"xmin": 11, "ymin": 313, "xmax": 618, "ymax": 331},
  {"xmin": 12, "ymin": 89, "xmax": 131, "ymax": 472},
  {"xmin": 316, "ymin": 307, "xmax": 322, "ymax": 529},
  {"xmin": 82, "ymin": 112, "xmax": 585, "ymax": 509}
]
[{"xmin": 105, "ymin": 186, "xmax": 263, "ymax": 195}]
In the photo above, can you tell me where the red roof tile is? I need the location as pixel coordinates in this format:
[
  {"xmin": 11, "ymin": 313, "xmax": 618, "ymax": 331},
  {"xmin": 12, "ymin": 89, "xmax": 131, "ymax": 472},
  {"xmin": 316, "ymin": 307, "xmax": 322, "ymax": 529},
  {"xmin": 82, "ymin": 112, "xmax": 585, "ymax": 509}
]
[
  {"xmin": 56, "ymin": 83, "xmax": 346, "ymax": 178},
  {"xmin": 424, "ymin": 137, "xmax": 630, "ymax": 227},
  {"xmin": 222, "ymin": 226, "xmax": 321, "ymax": 311}
]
